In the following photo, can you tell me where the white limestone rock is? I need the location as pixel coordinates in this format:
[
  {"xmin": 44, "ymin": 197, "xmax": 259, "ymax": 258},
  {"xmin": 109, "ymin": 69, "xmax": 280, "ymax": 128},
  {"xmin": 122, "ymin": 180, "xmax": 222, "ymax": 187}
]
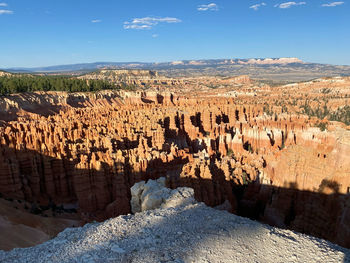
[
  {"xmin": 130, "ymin": 181, "xmax": 146, "ymax": 213},
  {"xmin": 130, "ymin": 178, "xmax": 195, "ymax": 213}
]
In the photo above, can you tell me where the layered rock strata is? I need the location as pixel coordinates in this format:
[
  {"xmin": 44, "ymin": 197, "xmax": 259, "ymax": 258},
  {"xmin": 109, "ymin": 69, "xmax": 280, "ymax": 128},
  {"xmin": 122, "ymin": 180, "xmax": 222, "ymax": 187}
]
[{"xmin": 0, "ymin": 86, "xmax": 349, "ymax": 246}]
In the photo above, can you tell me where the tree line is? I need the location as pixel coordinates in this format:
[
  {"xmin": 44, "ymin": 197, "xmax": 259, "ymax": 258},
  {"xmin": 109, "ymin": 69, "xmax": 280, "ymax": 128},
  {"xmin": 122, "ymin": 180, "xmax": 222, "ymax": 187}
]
[
  {"xmin": 301, "ymin": 102, "xmax": 350, "ymax": 125},
  {"xmin": 263, "ymin": 101, "xmax": 350, "ymax": 126},
  {"xmin": 0, "ymin": 75, "xmax": 136, "ymax": 95}
]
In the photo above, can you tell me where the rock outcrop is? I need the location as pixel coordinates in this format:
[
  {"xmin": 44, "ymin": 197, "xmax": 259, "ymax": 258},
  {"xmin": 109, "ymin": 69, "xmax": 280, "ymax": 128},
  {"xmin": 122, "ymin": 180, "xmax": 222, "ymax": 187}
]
[
  {"xmin": 78, "ymin": 69, "xmax": 183, "ymax": 86},
  {"xmin": 130, "ymin": 178, "xmax": 195, "ymax": 213},
  {"xmin": 0, "ymin": 71, "xmax": 12, "ymax": 77}
]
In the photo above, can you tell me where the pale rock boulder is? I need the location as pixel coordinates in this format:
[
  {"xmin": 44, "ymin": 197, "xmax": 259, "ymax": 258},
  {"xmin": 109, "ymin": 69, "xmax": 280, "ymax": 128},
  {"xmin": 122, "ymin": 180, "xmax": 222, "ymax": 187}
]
[
  {"xmin": 130, "ymin": 178, "xmax": 195, "ymax": 213},
  {"xmin": 130, "ymin": 181, "xmax": 146, "ymax": 213},
  {"xmin": 141, "ymin": 187, "xmax": 170, "ymax": 211}
]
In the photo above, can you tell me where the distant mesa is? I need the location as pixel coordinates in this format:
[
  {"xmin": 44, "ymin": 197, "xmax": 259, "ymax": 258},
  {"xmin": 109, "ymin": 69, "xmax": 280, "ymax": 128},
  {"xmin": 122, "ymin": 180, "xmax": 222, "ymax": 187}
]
[
  {"xmin": 170, "ymin": 61, "xmax": 184, "ymax": 65},
  {"xmin": 240, "ymin": 57, "xmax": 303, "ymax": 65},
  {"xmin": 170, "ymin": 57, "xmax": 304, "ymax": 66},
  {"xmin": 2, "ymin": 57, "xmax": 306, "ymax": 73},
  {"xmin": 5, "ymin": 57, "xmax": 349, "ymax": 83},
  {"xmin": 188, "ymin": 60, "xmax": 206, "ymax": 65}
]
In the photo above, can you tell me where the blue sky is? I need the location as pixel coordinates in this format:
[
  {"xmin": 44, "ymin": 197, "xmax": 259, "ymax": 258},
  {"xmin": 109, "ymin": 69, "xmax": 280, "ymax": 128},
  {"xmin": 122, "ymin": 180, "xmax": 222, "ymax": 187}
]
[{"xmin": 0, "ymin": 0, "xmax": 349, "ymax": 67}]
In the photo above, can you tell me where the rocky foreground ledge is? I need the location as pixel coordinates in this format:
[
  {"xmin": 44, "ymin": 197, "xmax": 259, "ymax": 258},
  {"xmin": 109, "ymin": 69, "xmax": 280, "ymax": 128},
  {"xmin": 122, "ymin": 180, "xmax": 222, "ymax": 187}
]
[{"xmin": 1, "ymin": 180, "xmax": 349, "ymax": 263}]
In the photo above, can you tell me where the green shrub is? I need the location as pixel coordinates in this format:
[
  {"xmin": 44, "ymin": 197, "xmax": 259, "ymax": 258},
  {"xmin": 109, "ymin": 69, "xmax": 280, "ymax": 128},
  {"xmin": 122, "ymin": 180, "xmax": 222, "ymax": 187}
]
[
  {"xmin": 315, "ymin": 122, "xmax": 328, "ymax": 131},
  {"xmin": 227, "ymin": 148, "xmax": 234, "ymax": 157}
]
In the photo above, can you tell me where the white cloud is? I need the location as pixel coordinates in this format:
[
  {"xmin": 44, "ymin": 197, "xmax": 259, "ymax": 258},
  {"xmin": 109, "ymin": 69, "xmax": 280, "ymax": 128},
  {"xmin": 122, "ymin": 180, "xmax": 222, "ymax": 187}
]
[
  {"xmin": 124, "ymin": 17, "xmax": 181, "ymax": 30},
  {"xmin": 197, "ymin": 3, "xmax": 219, "ymax": 11},
  {"xmin": 152, "ymin": 34, "xmax": 159, "ymax": 38},
  {"xmin": 274, "ymin": 2, "xmax": 306, "ymax": 8},
  {"xmin": 322, "ymin": 1, "xmax": 344, "ymax": 7},
  {"xmin": 0, "ymin": 9, "xmax": 12, "ymax": 14},
  {"xmin": 124, "ymin": 24, "xmax": 152, "ymax": 29},
  {"xmin": 0, "ymin": 3, "xmax": 13, "ymax": 15},
  {"xmin": 249, "ymin": 3, "xmax": 267, "ymax": 10},
  {"xmin": 91, "ymin": 19, "xmax": 101, "ymax": 23}
]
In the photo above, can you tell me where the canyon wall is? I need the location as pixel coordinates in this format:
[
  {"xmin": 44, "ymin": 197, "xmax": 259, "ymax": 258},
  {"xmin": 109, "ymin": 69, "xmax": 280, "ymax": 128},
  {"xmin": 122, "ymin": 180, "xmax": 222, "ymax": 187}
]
[{"xmin": 0, "ymin": 88, "xmax": 349, "ymax": 247}]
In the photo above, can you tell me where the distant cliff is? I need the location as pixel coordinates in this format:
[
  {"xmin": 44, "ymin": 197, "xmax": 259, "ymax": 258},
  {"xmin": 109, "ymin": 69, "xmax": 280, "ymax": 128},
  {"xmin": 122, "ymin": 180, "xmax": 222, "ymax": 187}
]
[
  {"xmin": 4, "ymin": 58, "xmax": 350, "ymax": 82},
  {"xmin": 78, "ymin": 69, "xmax": 182, "ymax": 86}
]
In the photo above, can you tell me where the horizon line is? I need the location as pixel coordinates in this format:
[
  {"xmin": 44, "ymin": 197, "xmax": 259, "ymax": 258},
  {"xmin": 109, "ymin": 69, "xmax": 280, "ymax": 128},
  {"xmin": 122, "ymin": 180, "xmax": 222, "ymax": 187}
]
[{"xmin": 2, "ymin": 57, "xmax": 350, "ymax": 70}]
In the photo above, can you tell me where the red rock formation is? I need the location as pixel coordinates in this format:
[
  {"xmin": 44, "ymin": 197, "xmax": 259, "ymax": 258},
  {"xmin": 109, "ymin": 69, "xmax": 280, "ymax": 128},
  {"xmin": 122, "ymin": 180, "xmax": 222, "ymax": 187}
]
[{"xmin": 0, "ymin": 76, "xmax": 350, "ymax": 247}]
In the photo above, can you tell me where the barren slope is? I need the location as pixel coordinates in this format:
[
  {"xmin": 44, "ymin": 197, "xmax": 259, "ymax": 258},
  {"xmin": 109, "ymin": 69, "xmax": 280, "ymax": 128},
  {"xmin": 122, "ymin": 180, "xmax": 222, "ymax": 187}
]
[{"xmin": 0, "ymin": 184, "xmax": 349, "ymax": 263}]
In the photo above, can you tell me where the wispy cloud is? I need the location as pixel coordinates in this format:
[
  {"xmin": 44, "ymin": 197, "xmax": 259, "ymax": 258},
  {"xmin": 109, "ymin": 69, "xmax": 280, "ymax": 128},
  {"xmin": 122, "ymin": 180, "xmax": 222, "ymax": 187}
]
[
  {"xmin": 249, "ymin": 3, "xmax": 267, "ymax": 10},
  {"xmin": 152, "ymin": 34, "xmax": 159, "ymax": 38},
  {"xmin": 274, "ymin": 2, "xmax": 306, "ymax": 8},
  {"xmin": 0, "ymin": 2, "xmax": 13, "ymax": 15},
  {"xmin": 197, "ymin": 3, "xmax": 219, "ymax": 11},
  {"xmin": 322, "ymin": 1, "xmax": 344, "ymax": 7},
  {"xmin": 91, "ymin": 19, "xmax": 102, "ymax": 23},
  {"xmin": 124, "ymin": 17, "xmax": 181, "ymax": 30},
  {"xmin": 0, "ymin": 9, "xmax": 12, "ymax": 14}
]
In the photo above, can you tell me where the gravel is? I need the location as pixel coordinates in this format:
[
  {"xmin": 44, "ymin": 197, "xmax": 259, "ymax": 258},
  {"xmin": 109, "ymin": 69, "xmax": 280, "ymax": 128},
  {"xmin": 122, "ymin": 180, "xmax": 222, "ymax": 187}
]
[{"xmin": 1, "ymin": 188, "xmax": 349, "ymax": 263}]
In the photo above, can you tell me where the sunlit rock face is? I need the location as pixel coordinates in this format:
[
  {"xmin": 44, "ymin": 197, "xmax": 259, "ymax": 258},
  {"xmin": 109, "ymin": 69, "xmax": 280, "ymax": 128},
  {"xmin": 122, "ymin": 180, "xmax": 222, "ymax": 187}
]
[{"xmin": 0, "ymin": 76, "xmax": 350, "ymax": 247}]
